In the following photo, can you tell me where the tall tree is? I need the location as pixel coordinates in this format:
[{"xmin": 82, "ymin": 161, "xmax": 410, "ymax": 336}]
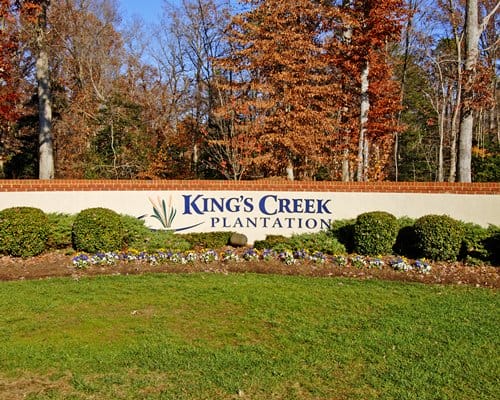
[
  {"xmin": 152, "ymin": 0, "xmax": 232, "ymax": 178},
  {"xmin": 46, "ymin": 0, "xmax": 158, "ymax": 178},
  {"xmin": 216, "ymin": 0, "xmax": 344, "ymax": 180},
  {"xmin": 420, "ymin": 38, "xmax": 460, "ymax": 181},
  {"xmin": 0, "ymin": 0, "xmax": 20, "ymax": 175},
  {"xmin": 457, "ymin": 0, "xmax": 499, "ymax": 182},
  {"xmin": 18, "ymin": 0, "xmax": 54, "ymax": 179},
  {"xmin": 330, "ymin": 0, "xmax": 405, "ymax": 181}
]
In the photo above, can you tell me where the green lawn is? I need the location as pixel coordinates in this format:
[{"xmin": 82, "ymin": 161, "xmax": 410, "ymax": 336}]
[{"xmin": 0, "ymin": 273, "xmax": 498, "ymax": 399}]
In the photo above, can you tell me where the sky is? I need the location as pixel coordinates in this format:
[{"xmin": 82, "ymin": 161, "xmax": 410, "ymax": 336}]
[
  {"xmin": 118, "ymin": 0, "xmax": 170, "ymax": 25},
  {"xmin": 118, "ymin": 1, "xmax": 241, "ymax": 26}
]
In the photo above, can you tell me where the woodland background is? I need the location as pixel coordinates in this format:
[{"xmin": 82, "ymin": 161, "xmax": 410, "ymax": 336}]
[{"xmin": 0, "ymin": 0, "xmax": 498, "ymax": 182}]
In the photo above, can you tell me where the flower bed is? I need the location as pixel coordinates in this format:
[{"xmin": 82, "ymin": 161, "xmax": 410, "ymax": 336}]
[{"xmin": 72, "ymin": 248, "xmax": 433, "ymax": 274}]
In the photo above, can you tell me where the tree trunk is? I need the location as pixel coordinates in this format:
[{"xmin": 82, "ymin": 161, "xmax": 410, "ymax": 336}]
[
  {"xmin": 457, "ymin": 0, "xmax": 479, "ymax": 182},
  {"xmin": 36, "ymin": 45, "xmax": 54, "ymax": 179},
  {"xmin": 363, "ymin": 137, "xmax": 369, "ymax": 180},
  {"xmin": 286, "ymin": 159, "xmax": 294, "ymax": 181},
  {"xmin": 446, "ymin": 0, "xmax": 463, "ymax": 182},
  {"xmin": 341, "ymin": 0, "xmax": 353, "ymax": 182},
  {"xmin": 448, "ymin": 104, "xmax": 459, "ymax": 182},
  {"xmin": 36, "ymin": 1, "xmax": 54, "ymax": 179},
  {"xmin": 438, "ymin": 102, "xmax": 445, "ymax": 182},
  {"xmin": 342, "ymin": 149, "xmax": 350, "ymax": 181},
  {"xmin": 357, "ymin": 61, "xmax": 369, "ymax": 181}
]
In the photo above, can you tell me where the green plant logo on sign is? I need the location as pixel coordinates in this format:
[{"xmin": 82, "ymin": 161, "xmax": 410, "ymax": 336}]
[
  {"xmin": 146, "ymin": 195, "xmax": 204, "ymax": 232},
  {"xmin": 149, "ymin": 196, "xmax": 177, "ymax": 229}
]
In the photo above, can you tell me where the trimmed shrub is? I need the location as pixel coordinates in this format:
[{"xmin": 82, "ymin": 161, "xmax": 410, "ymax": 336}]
[
  {"xmin": 353, "ymin": 211, "xmax": 398, "ymax": 256},
  {"xmin": 47, "ymin": 213, "xmax": 75, "ymax": 250},
  {"xmin": 328, "ymin": 219, "xmax": 355, "ymax": 253},
  {"xmin": 72, "ymin": 208, "xmax": 124, "ymax": 253},
  {"xmin": 121, "ymin": 215, "xmax": 154, "ymax": 248},
  {"xmin": 460, "ymin": 222, "xmax": 492, "ymax": 265},
  {"xmin": 0, "ymin": 207, "xmax": 49, "ymax": 257},
  {"xmin": 144, "ymin": 230, "xmax": 192, "ymax": 252},
  {"xmin": 253, "ymin": 232, "xmax": 346, "ymax": 254},
  {"xmin": 179, "ymin": 231, "xmax": 233, "ymax": 249},
  {"xmin": 286, "ymin": 231, "xmax": 346, "ymax": 254},
  {"xmin": 414, "ymin": 215, "xmax": 465, "ymax": 261},
  {"xmin": 253, "ymin": 235, "xmax": 289, "ymax": 250}
]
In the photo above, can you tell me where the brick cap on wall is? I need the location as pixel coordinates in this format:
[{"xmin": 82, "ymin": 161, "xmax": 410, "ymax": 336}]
[{"xmin": 0, "ymin": 180, "xmax": 498, "ymax": 194}]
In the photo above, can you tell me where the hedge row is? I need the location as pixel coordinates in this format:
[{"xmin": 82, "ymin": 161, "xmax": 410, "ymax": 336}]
[
  {"xmin": 0, "ymin": 207, "xmax": 191, "ymax": 257},
  {"xmin": 0, "ymin": 206, "xmax": 498, "ymax": 265},
  {"xmin": 326, "ymin": 212, "xmax": 499, "ymax": 264}
]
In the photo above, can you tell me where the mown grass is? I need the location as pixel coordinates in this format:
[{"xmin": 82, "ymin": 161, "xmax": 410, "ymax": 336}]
[{"xmin": 0, "ymin": 273, "xmax": 498, "ymax": 399}]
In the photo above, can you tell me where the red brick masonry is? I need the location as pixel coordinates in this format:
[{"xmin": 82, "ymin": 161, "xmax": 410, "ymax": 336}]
[{"xmin": 0, "ymin": 180, "xmax": 498, "ymax": 194}]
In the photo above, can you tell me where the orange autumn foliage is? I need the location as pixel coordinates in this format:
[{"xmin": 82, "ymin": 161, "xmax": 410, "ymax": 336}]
[
  {"xmin": 0, "ymin": 0, "xmax": 19, "ymax": 125},
  {"xmin": 214, "ymin": 0, "xmax": 405, "ymax": 180}
]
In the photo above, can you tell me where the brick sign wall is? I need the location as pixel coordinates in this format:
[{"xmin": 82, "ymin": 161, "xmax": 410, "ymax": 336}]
[{"xmin": 1, "ymin": 180, "xmax": 499, "ymax": 243}]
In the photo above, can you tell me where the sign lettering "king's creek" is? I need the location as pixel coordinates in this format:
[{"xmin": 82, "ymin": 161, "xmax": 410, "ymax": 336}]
[{"xmin": 178, "ymin": 194, "xmax": 333, "ymax": 230}]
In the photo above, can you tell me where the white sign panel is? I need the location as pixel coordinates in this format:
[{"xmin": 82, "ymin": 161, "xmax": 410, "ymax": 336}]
[{"xmin": 0, "ymin": 190, "xmax": 499, "ymax": 243}]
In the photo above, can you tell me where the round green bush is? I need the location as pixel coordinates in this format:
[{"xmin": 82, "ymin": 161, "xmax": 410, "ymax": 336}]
[
  {"xmin": 414, "ymin": 215, "xmax": 465, "ymax": 261},
  {"xmin": 459, "ymin": 222, "xmax": 492, "ymax": 265},
  {"xmin": 72, "ymin": 208, "xmax": 124, "ymax": 253},
  {"xmin": 353, "ymin": 211, "xmax": 398, "ymax": 256},
  {"xmin": 0, "ymin": 207, "xmax": 49, "ymax": 257}
]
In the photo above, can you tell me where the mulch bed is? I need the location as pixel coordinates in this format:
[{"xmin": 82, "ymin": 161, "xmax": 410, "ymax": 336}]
[{"xmin": 0, "ymin": 251, "xmax": 498, "ymax": 288}]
